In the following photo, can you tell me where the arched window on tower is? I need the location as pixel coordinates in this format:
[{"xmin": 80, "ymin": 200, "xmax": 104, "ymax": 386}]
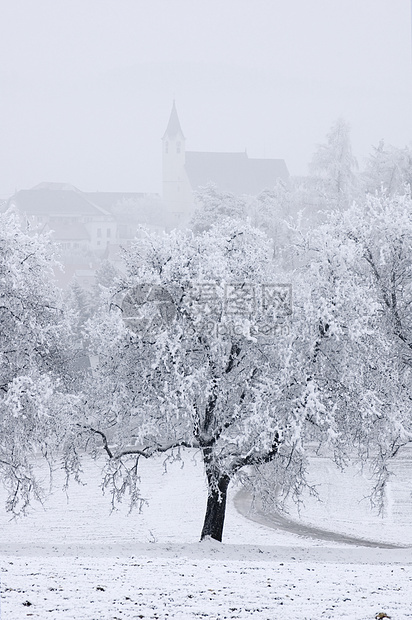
[{"xmin": 177, "ymin": 141, "xmax": 181, "ymax": 154}]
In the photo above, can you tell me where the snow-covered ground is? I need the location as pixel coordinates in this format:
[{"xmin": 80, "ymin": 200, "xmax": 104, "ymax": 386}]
[{"xmin": 1, "ymin": 450, "xmax": 412, "ymax": 619}]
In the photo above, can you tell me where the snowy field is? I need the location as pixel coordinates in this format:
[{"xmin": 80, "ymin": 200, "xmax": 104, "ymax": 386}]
[{"xmin": 1, "ymin": 450, "xmax": 412, "ymax": 619}]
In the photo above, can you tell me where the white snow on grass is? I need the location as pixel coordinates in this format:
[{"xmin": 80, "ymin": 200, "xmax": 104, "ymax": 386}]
[
  {"xmin": 0, "ymin": 450, "xmax": 412, "ymax": 619},
  {"xmin": 3, "ymin": 554, "xmax": 412, "ymax": 620}
]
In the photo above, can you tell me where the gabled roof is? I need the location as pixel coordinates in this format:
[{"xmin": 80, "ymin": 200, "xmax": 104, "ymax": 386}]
[
  {"xmin": 9, "ymin": 187, "xmax": 111, "ymax": 217},
  {"xmin": 163, "ymin": 101, "xmax": 185, "ymax": 140},
  {"xmin": 185, "ymin": 151, "xmax": 289, "ymax": 196}
]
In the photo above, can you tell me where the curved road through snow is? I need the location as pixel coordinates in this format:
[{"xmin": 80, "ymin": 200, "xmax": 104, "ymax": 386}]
[{"xmin": 234, "ymin": 487, "xmax": 408, "ymax": 549}]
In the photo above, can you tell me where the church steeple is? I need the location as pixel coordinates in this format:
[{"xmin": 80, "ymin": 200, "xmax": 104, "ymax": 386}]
[
  {"xmin": 163, "ymin": 100, "xmax": 185, "ymax": 140},
  {"xmin": 162, "ymin": 101, "xmax": 192, "ymax": 225}
]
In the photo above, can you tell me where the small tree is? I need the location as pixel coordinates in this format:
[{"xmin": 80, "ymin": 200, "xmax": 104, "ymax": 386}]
[{"xmin": 190, "ymin": 184, "xmax": 249, "ymax": 233}]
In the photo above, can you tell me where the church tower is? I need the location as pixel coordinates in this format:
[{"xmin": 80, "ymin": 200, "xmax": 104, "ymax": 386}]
[{"xmin": 162, "ymin": 101, "xmax": 193, "ymax": 225}]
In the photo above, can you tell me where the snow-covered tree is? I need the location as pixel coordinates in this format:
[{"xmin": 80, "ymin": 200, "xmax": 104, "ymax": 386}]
[
  {"xmin": 362, "ymin": 141, "xmax": 412, "ymax": 196},
  {"xmin": 250, "ymin": 183, "xmax": 291, "ymax": 232},
  {"xmin": 76, "ymin": 211, "xmax": 408, "ymax": 541},
  {"xmin": 249, "ymin": 183, "xmax": 298, "ymax": 268},
  {"xmin": 66, "ymin": 281, "xmax": 94, "ymax": 335},
  {"xmin": 297, "ymin": 191, "xmax": 412, "ymax": 502},
  {"xmin": 190, "ymin": 184, "xmax": 249, "ymax": 233},
  {"xmin": 309, "ymin": 118, "xmax": 358, "ymax": 208},
  {"xmin": 0, "ymin": 210, "xmax": 76, "ymax": 513},
  {"xmin": 81, "ymin": 221, "xmax": 293, "ymax": 540},
  {"xmin": 94, "ymin": 259, "xmax": 120, "ymax": 290},
  {"xmin": 191, "ymin": 182, "xmax": 299, "ymax": 268}
]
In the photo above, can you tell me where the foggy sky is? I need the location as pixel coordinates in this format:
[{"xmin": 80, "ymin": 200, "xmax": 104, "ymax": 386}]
[{"xmin": 1, "ymin": 0, "xmax": 411, "ymax": 197}]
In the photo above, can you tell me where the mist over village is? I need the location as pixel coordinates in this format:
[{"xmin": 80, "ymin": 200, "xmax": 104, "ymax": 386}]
[{"xmin": 1, "ymin": 2, "xmax": 412, "ymax": 619}]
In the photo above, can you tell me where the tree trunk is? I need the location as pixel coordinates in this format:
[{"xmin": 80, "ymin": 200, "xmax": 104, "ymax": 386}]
[{"xmin": 200, "ymin": 472, "xmax": 230, "ymax": 542}]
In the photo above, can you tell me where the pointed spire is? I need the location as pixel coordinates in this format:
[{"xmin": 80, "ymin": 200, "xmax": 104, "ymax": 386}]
[{"xmin": 163, "ymin": 100, "xmax": 185, "ymax": 140}]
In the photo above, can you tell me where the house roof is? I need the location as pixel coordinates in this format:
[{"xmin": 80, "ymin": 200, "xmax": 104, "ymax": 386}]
[
  {"xmin": 85, "ymin": 192, "xmax": 158, "ymax": 212},
  {"xmin": 31, "ymin": 182, "xmax": 80, "ymax": 191},
  {"xmin": 185, "ymin": 151, "xmax": 289, "ymax": 196},
  {"xmin": 9, "ymin": 187, "xmax": 111, "ymax": 217},
  {"xmin": 163, "ymin": 101, "xmax": 185, "ymax": 140}
]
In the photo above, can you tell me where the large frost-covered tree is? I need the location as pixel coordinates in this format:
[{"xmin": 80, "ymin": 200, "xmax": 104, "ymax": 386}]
[
  {"xmin": 297, "ymin": 191, "xmax": 412, "ymax": 501},
  {"xmin": 78, "ymin": 214, "xmax": 406, "ymax": 541},
  {"xmin": 83, "ymin": 221, "xmax": 294, "ymax": 540},
  {"xmin": 0, "ymin": 210, "xmax": 75, "ymax": 513}
]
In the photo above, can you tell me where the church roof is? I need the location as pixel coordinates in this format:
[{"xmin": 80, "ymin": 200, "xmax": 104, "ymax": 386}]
[
  {"xmin": 185, "ymin": 151, "xmax": 289, "ymax": 196},
  {"xmin": 163, "ymin": 101, "xmax": 185, "ymax": 140}
]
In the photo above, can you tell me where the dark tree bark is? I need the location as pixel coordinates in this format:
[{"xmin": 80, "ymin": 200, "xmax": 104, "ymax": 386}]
[{"xmin": 200, "ymin": 471, "xmax": 230, "ymax": 542}]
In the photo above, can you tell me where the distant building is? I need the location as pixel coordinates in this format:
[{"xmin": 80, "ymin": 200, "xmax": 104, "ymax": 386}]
[
  {"xmin": 7, "ymin": 183, "xmax": 162, "ymax": 249},
  {"xmin": 8, "ymin": 183, "xmax": 117, "ymax": 253},
  {"xmin": 6, "ymin": 183, "xmax": 161, "ymax": 287},
  {"xmin": 162, "ymin": 101, "xmax": 289, "ymax": 223}
]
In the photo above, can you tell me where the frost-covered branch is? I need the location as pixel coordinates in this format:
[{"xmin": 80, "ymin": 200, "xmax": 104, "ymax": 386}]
[{"xmin": 113, "ymin": 439, "xmax": 198, "ymax": 460}]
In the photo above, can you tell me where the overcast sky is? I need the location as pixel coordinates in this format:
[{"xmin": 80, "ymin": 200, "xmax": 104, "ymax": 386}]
[{"xmin": 1, "ymin": 0, "xmax": 411, "ymax": 196}]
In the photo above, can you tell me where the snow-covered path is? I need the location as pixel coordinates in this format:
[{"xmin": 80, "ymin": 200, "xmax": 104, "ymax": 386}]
[
  {"xmin": 234, "ymin": 488, "xmax": 406, "ymax": 549},
  {"xmin": 235, "ymin": 445, "xmax": 412, "ymax": 550},
  {"xmin": 1, "ymin": 451, "xmax": 412, "ymax": 619}
]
